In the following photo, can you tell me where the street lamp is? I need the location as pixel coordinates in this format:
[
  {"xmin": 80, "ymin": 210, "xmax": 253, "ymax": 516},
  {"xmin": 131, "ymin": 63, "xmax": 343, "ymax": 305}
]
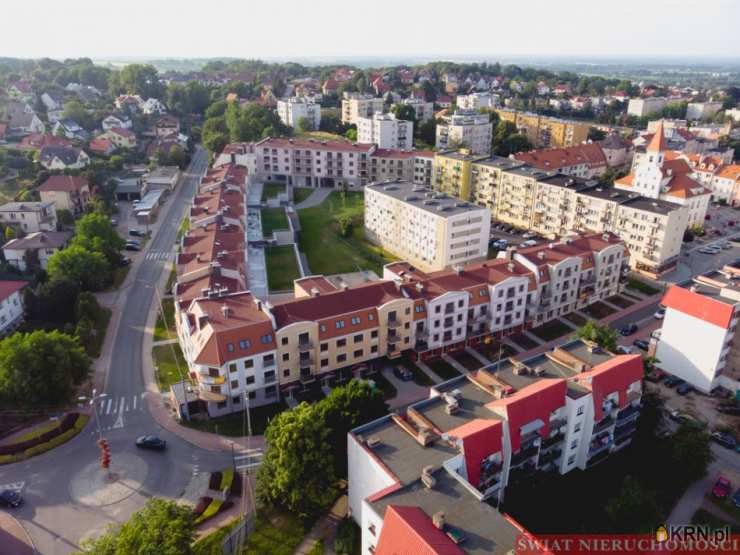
[{"xmin": 78, "ymin": 389, "xmax": 108, "ymax": 441}]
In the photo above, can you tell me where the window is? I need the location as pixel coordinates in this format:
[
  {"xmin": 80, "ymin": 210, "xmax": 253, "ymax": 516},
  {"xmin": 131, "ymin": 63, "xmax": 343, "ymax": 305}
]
[
  {"xmin": 264, "ymin": 370, "xmax": 276, "ymax": 383},
  {"xmin": 371, "ymin": 345, "xmax": 378, "ymax": 353},
  {"xmin": 283, "ymin": 369, "xmax": 290, "ymax": 377},
  {"xmin": 265, "ymin": 386, "xmax": 277, "ymax": 398},
  {"xmin": 320, "ymin": 342, "xmax": 328, "ymax": 352},
  {"xmin": 570, "ymin": 440, "xmax": 578, "ymax": 449},
  {"xmin": 353, "ymin": 349, "xmax": 363, "ymax": 358},
  {"xmin": 320, "ymin": 324, "xmax": 327, "ymax": 332},
  {"xmin": 230, "ymin": 380, "xmax": 238, "ymax": 389},
  {"xmin": 337, "ymin": 338, "xmax": 347, "ymax": 348},
  {"xmin": 227, "ymin": 342, "xmax": 234, "ymax": 352},
  {"xmin": 351, "ymin": 316, "xmax": 361, "ymax": 325},
  {"xmin": 576, "ymin": 406, "xmax": 584, "ymax": 416},
  {"xmin": 263, "ymin": 354, "xmax": 275, "ymax": 366},
  {"xmin": 354, "ymin": 334, "xmax": 363, "ymax": 343},
  {"xmin": 217, "ymin": 401, "xmax": 227, "ymax": 409},
  {"xmin": 260, "ymin": 334, "xmax": 273, "ymax": 344},
  {"xmin": 415, "ymin": 305, "xmax": 425, "ymax": 313},
  {"xmin": 229, "ymin": 363, "xmax": 237, "ymax": 373},
  {"xmin": 337, "ymin": 354, "xmax": 347, "ymax": 363},
  {"xmin": 239, "ymin": 339, "xmax": 250, "ymax": 350},
  {"xmin": 232, "ymin": 396, "xmax": 241, "ymax": 404},
  {"xmin": 248, "ymin": 391, "xmax": 256, "ymax": 400},
  {"xmin": 244, "ymin": 359, "xmax": 254, "ymax": 369},
  {"xmin": 281, "ymin": 337, "xmax": 288, "ymax": 346},
  {"xmin": 335, "ymin": 320, "xmax": 346, "ymax": 329},
  {"xmin": 371, "ymin": 330, "xmax": 378, "ymax": 339},
  {"xmin": 369, "ymin": 524, "xmax": 376, "ymax": 537},
  {"xmin": 246, "ymin": 375, "xmax": 255, "ymax": 385},
  {"xmin": 282, "ymin": 353, "xmax": 290, "ymax": 362},
  {"xmin": 567, "ymin": 455, "xmax": 575, "ymax": 465},
  {"xmin": 368, "ymin": 313, "xmax": 374, "ymax": 321},
  {"xmin": 321, "ymin": 358, "xmax": 329, "ymax": 367}
]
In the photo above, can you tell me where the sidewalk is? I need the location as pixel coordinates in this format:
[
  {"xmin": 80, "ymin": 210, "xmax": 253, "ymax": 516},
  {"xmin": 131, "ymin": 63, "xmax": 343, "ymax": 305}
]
[
  {"xmin": 0, "ymin": 513, "xmax": 35, "ymax": 555},
  {"xmin": 293, "ymin": 494, "xmax": 347, "ymax": 555}
]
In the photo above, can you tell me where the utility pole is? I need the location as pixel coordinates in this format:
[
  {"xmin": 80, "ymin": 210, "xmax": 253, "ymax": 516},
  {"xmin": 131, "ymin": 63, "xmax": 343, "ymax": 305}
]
[{"xmin": 78, "ymin": 389, "xmax": 108, "ymax": 441}]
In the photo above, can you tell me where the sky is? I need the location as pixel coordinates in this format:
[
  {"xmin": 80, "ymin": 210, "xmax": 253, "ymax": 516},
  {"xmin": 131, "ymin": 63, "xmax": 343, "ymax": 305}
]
[{"xmin": 2, "ymin": 0, "xmax": 739, "ymax": 61}]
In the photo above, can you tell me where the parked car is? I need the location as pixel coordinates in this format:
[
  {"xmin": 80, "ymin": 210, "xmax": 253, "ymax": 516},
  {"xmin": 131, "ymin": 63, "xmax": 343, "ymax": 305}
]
[
  {"xmin": 393, "ymin": 366, "xmax": 413, "ymax": 381},
  {"xmin": 711, "ymin": 431, "xmax": 737, "ymax": 450},
  {"xmin": 699, "ymin": 247, "xmax": 719, "ymax": 255},
  {"xmin": 129, "ymin": 229, "xmax": 145, "ymax": 238},
  {"xmin": 668, "ymin": 410, "xmax": 704, "ymax": 429},
  {"xmin": 733, "ymin": 488, "xmax": 740, "ymax": 508},
  {"xmin": 522, "ymin": 232, "xmax": 537, "ymax": 239},
  {"xmin": 521, "ymin": 240, "xmax": 539, "ymax": 247},
  {"xmin": 126, "ymin": 239, "xmax": 141, "ymax": 247},
  {"xmin": 110, "ymin": 218, "xmax": 118, "ymax": 226},
  {"xmin": 0, "ymin": 489, "xmax": 22, "ymax": 508},
  {"xmin": 135, "ymin": 435, "xmax": 167, "ymax": 450},
  {"xmin": 712, "ymin": 477, "xmax": 732, "ymax": 499},
  {"xmin": 120, "ymin": 257, "xmax": 131, "ymax": 266},
  {"xmin": 494, "ymin": 239, "xmax": 508, "ymax": 249},
  {"xmin": 676, "ymin": 383, "xmax": 693, "ymax": 395},
  {"xmin": 620, "ymin": 323, "xmax": 638, "ymax": 336},
  {"xmin": 645, "ymin": 369, "xmax": 667, "ymax": 383},
  {"xmin": 633, "ymin": 339, "xmax": 649, "ymax": 351},
  {"xmin": 653, "ymin": 308, "xmax": 666, "ymax": 320},
  {"xmin": 663, "ymin": 376, "xmax": 683, "ymax": 388},
  {"xmin": 124, "ymin": 243, "xmax": 141, "ymax": 252},
  {"xmin": 721, "ymin": 242, "xmax": 732, "ymax": 250}
]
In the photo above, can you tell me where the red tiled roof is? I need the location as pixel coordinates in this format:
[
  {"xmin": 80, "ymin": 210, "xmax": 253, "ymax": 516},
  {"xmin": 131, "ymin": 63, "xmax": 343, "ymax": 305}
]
[
  {"xmin": 89, "ymin": 137, "xmax": 113, "ymax": 153},
  {"xmin": 17, "ymin": 133, "xmax": 72, "ymax": 151},
  {"xmin": 0, "ymin": 280, "xmax": 27, "ymax": 301},
  {"xmin": 375, "ymin": 506, "xmax": 464, "ymax": 555},
  {"xmin": 664, "ymin": 174, "xmax": 709, "ymax": 199},
  {"xmin": 108, "ymin": 126, "xmax": 136, "ymax": 139},
  {"xmin": 662, "ymin": 285, "xmax": 736, "ymax": 329},
  {"xmin": 513, "ymin": 143, "xmax": 607, "ymax": 171},
  {"xmin": 294, "ymin": 276, "xmax": 338, "ymax": 295},
  {"xmin": 37, "ymin": 175, "xmax": 88, "ymax": 193},
  {"xmin": 646, "ymin": 123, "xmax": 667, "ymax": 152}
]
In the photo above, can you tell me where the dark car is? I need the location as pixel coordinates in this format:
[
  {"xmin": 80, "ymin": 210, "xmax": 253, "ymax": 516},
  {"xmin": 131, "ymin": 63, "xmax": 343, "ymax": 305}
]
[
  {"xmin": 393, "ymin": 366, "xmax": 413, "ymax": 381},
  {"xmin": 619, "ymin": 323, "xmax": 638, "ymax": 336},
  {"xmin": 711, "ymin": 431, "xmax": 737, "ymax": 449},
  {"xmin": 0, "ymin": 489, "xmax": 22, "ymax": 508},
  {"xmin": 129, "ymin": 229, "xmax": 145, "ymax": 237},
  {"xmin": 120, "ymin": 257, "xmax": 131, "ymax": 266},
  {"xmin": 663, "ymin": 376, "xmax": 683, "ymax": 388},
  {"xmin": 633, "ymin": 339, "xmax": 649, "ymax": 351},
  {"xmin": 136, "ymin": 435, "xmax": 167, "ymax": 450},
  {"xmin": 713, "ymin": 477, "xmax": 732, "ymax": 499},
  {"xmin": 733, "ymin": 488, "xmax": 740, "ymax": 508},
  {"xmin": 676, "ymin": 383, "xmax": 693, "ymax": 396},
  {"xmin": 124, "ymin": 243, "xmax": 140, "ymax": 252}
]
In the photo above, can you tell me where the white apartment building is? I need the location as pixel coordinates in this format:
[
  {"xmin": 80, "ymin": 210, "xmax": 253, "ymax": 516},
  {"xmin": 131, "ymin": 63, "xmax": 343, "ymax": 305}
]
[
  {"xmin": 341, "ymin": 92, "xmax": 385, "ymax": 125},
  {"xmin": 276, "ymin": 97, "xmax": 321, "ymax": 130},
  {"xmin": 656, "ymin": 275, "xmax": 740, "ymax": 394},
  {"xmin": 357, "ymin": 113, "xmax": 414, "ymax": 150},
  {"xmin": 0, "ymin": 281, "xmax": 26, "ymax": 337},
  {"xmin": 348, "ymin": 340, "xmax": 643, "ymax": 555},
  {"xmin": 436, "ymin": 110, "xmax": 493, "ymax": 155},
  {"xmin": 398, "ymin": 97, "xmax": 434, "ymax": 123},
  {"xmin": 0, "ymin": 201, "xmax": 57, "ymax": 233},
  {"xmin": 365, "ymin": 181, "xmax": 490, "ymax": 272},
  {"xmin": 726, "ymin": 108, "xmax": 740, "ymax": 123},
  {"xmin": 686, "ymin": 101, "xmax": 723, "ymax": 121},
  {"xmin": 456, "ymin": 92, "xmax": 498, "ymax": 111},
  {"xmin": 627, "ymin": 97, "xmax": 667, "ymax": 118}
]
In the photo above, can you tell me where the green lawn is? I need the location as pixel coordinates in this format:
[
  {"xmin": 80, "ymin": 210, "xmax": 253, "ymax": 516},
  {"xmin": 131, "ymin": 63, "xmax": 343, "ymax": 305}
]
[
  {"xmin": 298, "ymin": 191, "xmax": 398, "ymax": 276},
  {"xmin": 182, "ymin": 401, "xmax": 287, "ymax": 437},
  {"xmin": 154, "ymin": 297, "xmax": 176, "ymax": 342},
  {"xmin": 292, "ymin": 187, "xmax": 314, "ymax": 205},
  {"xmin": 626, "ymin": 278, "xmax": 660, "ymax": 296},
  {"xmin": 152, "ymin": 343, "xmax": 189, "ymax": 391},
  {"xmin": 105, "ymin": 264, "xmax": 131, "ymax": 291},
  {"xmin": 426, "ymin": 358, "xmax": 461, "ymax": 381},
  {"xmin": 193, "ymin": 519, "xmax": 239, "ymax": 555},
  {"xmin": 266, "ymin": 245, "xmax": 301, "ymax": 291},
  {"xmin": 262, "ymin": 183, "xmax": 286, "ymax": 202},
  {"xmin": 605, "ymin": 295, "xmax": 635, "ymax": 309},
  {"xmin": 243, "ymin": 508, "xmax": 310, "ymax": 555},
  {"xmin": 166, "ymin": 263, "xmax": 177, "ymax": 292},
  {"xmin": 530, "ymin": 319, "xmax": 574, "ymax": 342},
  {"xmin": 176, "ymin": 215, "xmax": 190, "ymax": 241},
  {"xmin": 261, "ymin": 208, "xmax": 289, "ymax": 236},
  {"xmin": 583, "ymin": 301, "xmax": 617, "ymax": 320}
]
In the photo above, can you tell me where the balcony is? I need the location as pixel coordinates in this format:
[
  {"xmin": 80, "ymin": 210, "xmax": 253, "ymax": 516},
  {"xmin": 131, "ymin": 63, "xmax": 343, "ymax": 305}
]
[
  {"xmin": 299, "ymin": 354, "xmax": 314, "ymax": 367},
  {"xmin": 198, "ymin": 373, "xmax": 225, "ymax": 385},
  {"xmin": 387, "ymin": 332, "xmax": 402, "ymax": 344},
  {"xmin": 538, "ymin": 448, "xmax": 562, "ymax": 467},
  {"xmin": 387, "ymin": 318, "xmax": 401, "ymax": 329},
  {"xmin": 592, "ymin": 415, "xmax": 615, "ymax": 434},
  {"xmin": 616, "ymin": 403, "xmax": 640, "ymax": 422},
  {"xmin": 541, "ymin": 432, "xmax": 565, "ymax": 450},
  {"xmin": 511, "ymin": 445, "xmax": 539, "ymax": 468},
  {"xmin": 298, "ymin": 340, "xmax": 313, "ymax": 352},
  {"xmin": 588, "ymin": 433, "xmax": 613, "ymax": 457},
  {"xmin": 415, "ymin": 340, "xmax": 429, "ymax": 351}
]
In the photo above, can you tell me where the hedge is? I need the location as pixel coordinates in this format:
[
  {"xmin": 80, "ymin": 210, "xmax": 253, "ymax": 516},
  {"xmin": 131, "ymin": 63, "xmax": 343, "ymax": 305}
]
[
  {"xmin": 194, "ymin": 498, "xmax": 224, "ymax": 525},
  {"xmin": 0, "ymin": 414, "xmax": 89, "ymax": 464},
  {"xmin": 220, "ymin": 468, "xmax": 234, "ymax": 491},
  {"xmin": 0, "ymin": 412, "xmax": 80, "ymax": 456},
  {"xmin": 193, "ymin": 496, "xmax": 213, "ymax": 518}
]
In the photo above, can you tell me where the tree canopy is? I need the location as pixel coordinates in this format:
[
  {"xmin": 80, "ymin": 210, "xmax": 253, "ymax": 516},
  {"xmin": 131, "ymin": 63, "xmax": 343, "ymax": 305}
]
[
  {"xmin": 576, "ymin": 321, "xmax": 618, "ymax": 352},
  {"xmin": 71, "ymin": 212, "xmax": 125, "ymax": 265},
  {"xmin": 109, "ymin": 64, "xmax": 165, "ymax": 99},
  {"xmin": 0, "ymin": 330, "xmax": 90, "ymax": 407},
  {"xmin": 77, "ymin": 498, "xmax": 196, "ymax": 555},
  {"xmin": 47, "ymin": 245, "xmax": 110, "ymax": 291}
]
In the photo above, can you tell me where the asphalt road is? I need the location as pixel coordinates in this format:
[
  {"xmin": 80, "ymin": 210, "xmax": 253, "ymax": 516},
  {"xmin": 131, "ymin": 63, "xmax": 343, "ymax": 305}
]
[{"xmin": 0, "ymin": 147, "xmax": 232, "ymax": 555}]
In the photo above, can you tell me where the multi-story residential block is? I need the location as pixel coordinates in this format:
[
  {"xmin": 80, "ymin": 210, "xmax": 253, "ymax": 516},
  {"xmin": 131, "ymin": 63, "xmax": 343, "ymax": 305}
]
[
  {"xmin": 686, "ymin": 101, "xmax": 723, "ymax": 121},
  {"xmin": 348, "ymin": 341, "xmax": 643, "ymax": 555},
  {"xmin": 0, "ymin": 201, "xmax": 57, "ymax": 233},
  {"xmin": 627, "ymin": 97, "xmax": 667, "ymax": 117},
  {"xmin": 398, "ymin": 97, "xmax": 434, "ymax": 123},
  {"xmin": 679, "ymin": 153, "xmax": 740, "ymax": 205},
  {"xmin": 656, "ymin": 270, "xmax": 740, "ymax": 393},
  {"xmin": 495, "ymin": 109, "xmax": 589, "ymax": 148},
  {"xmin": 615, "ymin": 125, "xmax": 711, "ymax": 226},
  {"xmin": 456, "ymin": 92, "xmax": 498, "ymax": 111},
  {"xmin": 37, "ymin": 175, "xmax": 92, "ymax": 214},
  {"xmin": 433, "ymin": 149, "xmax": 489, "ymax": 200},
  {"xmin": 276, "ymin": 97, "xmax": 321, "ymax": 130},
  {"xmin": 365, "ymin": 181, "xmax": 490, "ymax": 272},
  {"xmin": 436, "ymin": 111, "xmax": 493, "ymax": 155},
  {"xmin": 341, "ymin": 92, "xmax": 385, "ymax": 125},
  {"xmin": 2, "ymin": 231, "xmax": 72, "ymax": 271},
  {"xmin": 0, "ymin": 281, "xmax": 27, "ymax": 337},
  {"xmin": 512, "ymin": 143, "xmax": 608, "ymax": 179},
  {"xmin": 357, "ymin": 113, "xmax": 414, "ymax": 150},
  {"xmin": 368, "ymin": 149, "xmax": 434, "ymax": 188}
]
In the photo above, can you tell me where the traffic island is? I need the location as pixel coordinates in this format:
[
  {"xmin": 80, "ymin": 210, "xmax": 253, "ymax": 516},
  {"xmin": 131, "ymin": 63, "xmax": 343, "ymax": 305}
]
[
  {"xmin": 68, "ymin": 452, "xmax": 148, "ymax": 507},
  {"xmin": 0, "ymin": 413, "xmax": 90, "ymax": 465}
]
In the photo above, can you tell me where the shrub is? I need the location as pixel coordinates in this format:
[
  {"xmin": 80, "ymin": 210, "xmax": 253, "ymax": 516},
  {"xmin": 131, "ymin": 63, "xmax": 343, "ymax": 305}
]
[
  {"xmin": 0, "ymin": 412, "xmax": 82, "ymax": 455},
  {"xmin": 22, "ymin": 414, "xmax": 90, "ymax": 459},
  {"xmin": 220, "ymin": 468, "xmax": 234, "ymax": 491},
  {"xmin": 208, "ymin": 471, "xmax": 222, "ymax": 490},
  {"xmin": 193, "ymin": 496, "xmax": 213, "ymax": 517},
  {"xmin": 194, "ymin": 499, "xmax": 223, "ymax": 525},
  {"xmin": 0, "ymin": 453, "xmax": 22, "ymax": 465}
]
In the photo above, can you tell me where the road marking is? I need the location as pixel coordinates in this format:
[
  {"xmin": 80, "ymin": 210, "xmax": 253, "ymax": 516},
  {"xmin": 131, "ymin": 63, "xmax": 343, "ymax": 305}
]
[
  {"xmin": 118, "ymin": 397, "xmax": 125, "ymax": 414},
  {"xmin": 133, "ymin": 395, "xmax": 137, "ymax": 410},
  {"xmin": 112, "ymin": 411, "xmax": 124, "ymax": 430},
  {"xmin": 105, "ymin": 398, "xmax": 113, "ymax": 415},
  {"xmin": 0, "ymin": 481, "xmax": 24, "ymax": 492},
  {"xmin": 236, "ymin": 462, "xmax": 262, "ymax": 471}
]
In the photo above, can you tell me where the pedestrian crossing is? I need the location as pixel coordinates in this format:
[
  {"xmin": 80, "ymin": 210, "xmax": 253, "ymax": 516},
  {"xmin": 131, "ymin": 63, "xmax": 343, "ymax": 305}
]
[
  {"xmin": 144, "ymin": 251, "xmax": 176, "ymax": 261},
  {"xmin": 234, "ymin": 447, "xmax": 263, "ymax": 473},
  {"xmin": 86, "ymin": 393, "xmax": 147, "ymax": 432}
]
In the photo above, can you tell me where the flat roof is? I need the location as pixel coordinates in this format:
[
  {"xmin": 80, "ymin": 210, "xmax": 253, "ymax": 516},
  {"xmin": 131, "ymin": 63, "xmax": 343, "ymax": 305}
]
[
  {"xmin": 537, "ymin": 173, "xmax": 595, "ymax": 191},
  {"xmin": 436, "ymin": 150, "xmax": 489, "ymax": 162},
  {"xmin": 507, "ymin": 166, "xmax": 552, "ymax": 179},
  {"xmin": 414, "ymin": 378, "xmax": 502, "ymax": 432},
  {"xmin": 359, "ymin": 417, "xmax": 457, "ymax": 485},
  {"xmin": 135, "ymin": 189, "xmax": 165, "ymax": 211},
  {"xmin": 371, "ymin": 470, "xmax": 520, "ymax": 555},
  {"xmin": 367, "ymin": 181, "xmax": 487, "ymax": 217},
  {"xmin": 579, "ymin": 186, "xmax": 679, "ymax": 215},
  {"xmin": 473, "ymin": 156, "xmax": 525, "ymax": 170}
]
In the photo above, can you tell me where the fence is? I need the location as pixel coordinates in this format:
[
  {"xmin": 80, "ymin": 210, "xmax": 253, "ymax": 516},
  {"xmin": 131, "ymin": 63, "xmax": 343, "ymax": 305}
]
[{"xmin": 221, "ymin": 514, "xmax": 255, "ymax": 555}]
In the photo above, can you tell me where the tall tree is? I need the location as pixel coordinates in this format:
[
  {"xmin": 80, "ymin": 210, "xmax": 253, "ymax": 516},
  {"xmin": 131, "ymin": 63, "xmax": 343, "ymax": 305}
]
[
  {"xmin": 0, "ymin": 330, "xmax": 90, "ymax": 407},
  {"xmin": 47, "ymin": 246, "xmax": 110, "ymax": 291},
  {"xmin": 575, "ymin": 321, "xmax": 618, "ymax": 352},
  {"xmin": 605, "ymin": 476, "xmax": 661, "ymax": 533},
  {"xmin": 77, "ymin": 498, "xmax": 195, "ymax": 555},
  {"xmin": 391, "ymin": 104, "xmax": 416, "ymax": 123},
  {"xmin": 112, "ymin": 64, "xmax": 164, "ymax": 99},
  {"xmin": 669, "ymin": 424, "xmax": 714, "ymax": 487},
  {"xmin": 71, "ymin": 212, "xmax": 125, "ymax": 265}
]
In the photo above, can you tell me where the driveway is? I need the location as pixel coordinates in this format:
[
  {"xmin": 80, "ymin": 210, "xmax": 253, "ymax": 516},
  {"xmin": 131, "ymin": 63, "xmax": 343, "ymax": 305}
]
[{"xmin": 294, "ymin": 187, "xmax": 331, "ymax": 209}]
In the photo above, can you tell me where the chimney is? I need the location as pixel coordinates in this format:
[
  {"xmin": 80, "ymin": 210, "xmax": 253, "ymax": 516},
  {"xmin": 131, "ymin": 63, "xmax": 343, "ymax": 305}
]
[
  {"xmin": 432, "ymin": 512, "xmax": 445, "ymax": 530},
  {"xmin": 256, "ymin": 300, "xmax": 262, "ymax": 311},
  {"xmin": 310, "ymin": 287, "xmax": 320, "ymax": 297},
  {"xmin": 538, "ymin": 251, "xmax": 546, "ymax": 260},
  {"xmin": 602, "ymin": 233, "xmax": 610, "ymax": 241},
  {"xmin": 507, "ymin": 262, "xmax": 514, "ymax": 272},
  {"xmin": 415, "ymin": 282, "xmax": 424, "ymax": 293},
  {"xmin": 221, "ymin": 305, "xmax": 231, "ymax": 317}
]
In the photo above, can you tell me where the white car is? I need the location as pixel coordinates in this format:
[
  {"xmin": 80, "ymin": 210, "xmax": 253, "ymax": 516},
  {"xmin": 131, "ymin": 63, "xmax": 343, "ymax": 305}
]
[
  {"xmin": 654, "ymin": 308, "xmax": 666, "ymax": 320},
  {"xmin": 699, "ymin": 247, "xmax": 720, "ymax": 255},
  {"xmin": 521, "ymin": 240, "xmax": 539, "ymax": 247},
  {"xmin": 616, "ymin": 345, "xmax": 633, "ymax": 354},
  {"xmin": 522, "ymin": 232, "xmax": 537, "ymax": 239}
]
